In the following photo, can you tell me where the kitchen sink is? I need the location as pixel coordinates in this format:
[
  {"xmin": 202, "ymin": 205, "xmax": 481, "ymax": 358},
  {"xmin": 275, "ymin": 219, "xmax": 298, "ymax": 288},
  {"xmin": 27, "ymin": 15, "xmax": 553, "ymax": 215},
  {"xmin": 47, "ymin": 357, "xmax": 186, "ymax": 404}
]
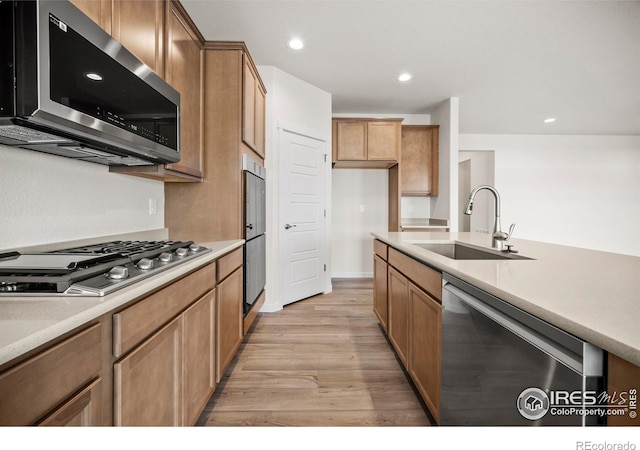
[{"xmin": 414, "ymin": 242, "xmax": 533, "ymax": 260}]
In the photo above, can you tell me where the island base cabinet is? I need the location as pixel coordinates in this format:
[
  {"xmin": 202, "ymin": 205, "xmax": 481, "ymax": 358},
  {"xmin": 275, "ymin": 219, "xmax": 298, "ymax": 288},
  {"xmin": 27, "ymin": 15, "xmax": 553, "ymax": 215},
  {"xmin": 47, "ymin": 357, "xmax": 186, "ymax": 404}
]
[
  {"xmin": 607, "ymin": 353, "xmax": 640, "ymax": 426},
  {"xmin": 38, "ymin": 378, "xmax": 103, "ymax": 426},
  {"xmin": 114, "ymin": 318, "xmax": 183, "ymax": 426},
  {"xmin": 216, "ymin": 266, "xmax": 244, "ymax": 382},
  {"xmin": 373, "ymin": 255, "xmax": 389, "ymax": 331},
  {"xmin": 408, "ymin": 282, "xmax": 441, "ymax": 423},
  {"xmin": 387, "ymin": 266, "xmax": 409, "ymax": 368}
]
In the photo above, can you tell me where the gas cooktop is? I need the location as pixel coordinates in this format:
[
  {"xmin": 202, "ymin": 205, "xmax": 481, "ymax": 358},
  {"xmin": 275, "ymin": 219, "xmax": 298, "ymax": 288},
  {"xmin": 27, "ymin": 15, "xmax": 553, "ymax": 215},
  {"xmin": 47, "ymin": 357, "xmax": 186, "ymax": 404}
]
[{"xmin": 0, "ymin": 240, "xmax": 211, "ymax": 296}]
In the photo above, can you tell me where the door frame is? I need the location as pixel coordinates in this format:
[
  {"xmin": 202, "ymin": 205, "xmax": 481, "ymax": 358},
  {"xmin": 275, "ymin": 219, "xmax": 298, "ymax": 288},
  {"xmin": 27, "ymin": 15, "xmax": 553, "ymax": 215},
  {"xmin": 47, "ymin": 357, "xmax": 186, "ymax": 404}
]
[{"xmin": 262, "ymin": 120, "xmax": 331, "ymax": 312}]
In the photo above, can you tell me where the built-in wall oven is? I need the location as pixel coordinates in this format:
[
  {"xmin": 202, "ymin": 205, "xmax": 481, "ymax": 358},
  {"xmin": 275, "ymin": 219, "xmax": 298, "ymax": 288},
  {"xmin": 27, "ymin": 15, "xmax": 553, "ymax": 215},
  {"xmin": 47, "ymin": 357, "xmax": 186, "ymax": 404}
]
[
  {"xmin": 243, "ymin": 154, "xmax": 266, "ymax": 316},
  {"xmin": 441, "ymin": 273, "xmax": 605, "ymax": 426}
]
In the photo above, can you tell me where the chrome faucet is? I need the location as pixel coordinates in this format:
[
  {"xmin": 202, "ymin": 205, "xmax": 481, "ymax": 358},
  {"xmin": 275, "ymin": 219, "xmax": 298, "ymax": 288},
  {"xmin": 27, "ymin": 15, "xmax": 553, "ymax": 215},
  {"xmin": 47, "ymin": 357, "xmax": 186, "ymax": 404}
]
[{"xmin": 464, "ymin": 185, "xmax": 515, "ymax": 250}]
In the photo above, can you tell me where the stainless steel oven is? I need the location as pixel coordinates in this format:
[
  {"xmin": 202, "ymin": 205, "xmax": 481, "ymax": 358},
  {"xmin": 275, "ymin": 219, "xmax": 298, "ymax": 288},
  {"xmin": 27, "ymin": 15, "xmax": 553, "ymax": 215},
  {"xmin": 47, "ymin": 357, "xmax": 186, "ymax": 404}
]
[
  {"xmin": 441, "ymin": 273, "xmax": 605, "ymax": 426},
  {"xmin": 243, "ymin": 154, "xmax": 266, "ymax": 316}
]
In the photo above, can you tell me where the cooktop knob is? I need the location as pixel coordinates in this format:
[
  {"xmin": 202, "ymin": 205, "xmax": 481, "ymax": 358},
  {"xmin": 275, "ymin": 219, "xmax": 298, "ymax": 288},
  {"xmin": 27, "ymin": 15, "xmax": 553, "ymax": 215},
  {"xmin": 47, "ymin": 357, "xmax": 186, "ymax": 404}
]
[
  {"xmin": 107, "ymin": 266, "xmax": 129, "ymax": 280},
  {"xmin": 175, "ymin": 248, "xmax": 188, "ymax": 257},
  {"xmin": 159, "ymin": 252, "xmax": 173, "ymax": 263},
  {"xmin": 137, "ymin": 258, "xmax": 154, "ymax": 270},
  {"xmin": 189, "ymin": 244, "xmax": 200, "ymax": 253}
]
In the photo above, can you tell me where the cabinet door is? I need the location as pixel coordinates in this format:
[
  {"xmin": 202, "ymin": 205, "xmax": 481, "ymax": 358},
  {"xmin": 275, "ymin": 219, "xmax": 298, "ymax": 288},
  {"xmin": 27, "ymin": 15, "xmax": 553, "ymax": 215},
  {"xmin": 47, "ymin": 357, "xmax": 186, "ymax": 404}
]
[
  {"xmin": 255, "ymin": 84, "xmax": 266, "ymax": 158},
  {"xmin": 373, "ymin": 255, "xmax": 389, "ymax": 331},
  {"xmin": 112, "ymin": 0, "xmax": 164, "ymax": 75},
  {"xmin": 408, "ymin": 282, "xmax": 441, "ymax": 423},
  {"xmin": 388, "ymin": 266, "xmax": 409, "ymax": 368},
  {"xmin": 607, "ymin": 353, "xmax": 640, "ymax": 426},
  {"xmin": 114, "ymin": 318, "xmax": 183, "ymax": 426},
  {"xmin": 183, "ymin": 290, "xmax": 216, "ymax": 426},
  {"xmin": 367, "ymin": 121, "xmax": 400, "ymax": 161},
  {"xmin": 164, "ymin": 2, "xmax": 204, "ymax": 178},
  {"xmin": 216, "ymin": 267, "xmax": 244, "ymax": 382},
  {"xmin": 38, "ymin": 378, "xmax": 103, "ymax": 426},
  {"xmin": 70, "ymin": 0, "xmax": 112, "ymax": 33},
  {"xmin": 400, "ymin": 125, "xmax": 439, "ymax": 196},
  {"xmin": 336, "ymin": 121, "xmax": 367, "ymax": 161},
  {"xmin": 242, "ymin": 56, "xmax": 257, "ymax": 152}
]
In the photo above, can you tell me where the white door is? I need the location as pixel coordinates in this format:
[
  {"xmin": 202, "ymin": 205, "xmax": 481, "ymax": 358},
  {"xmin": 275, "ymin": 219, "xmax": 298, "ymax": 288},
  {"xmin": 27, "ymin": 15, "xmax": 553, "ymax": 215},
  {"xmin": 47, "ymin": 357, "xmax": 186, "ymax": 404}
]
[{"xmin": 279, "ymin": 128, "xmax": 327, "ymax": 306}]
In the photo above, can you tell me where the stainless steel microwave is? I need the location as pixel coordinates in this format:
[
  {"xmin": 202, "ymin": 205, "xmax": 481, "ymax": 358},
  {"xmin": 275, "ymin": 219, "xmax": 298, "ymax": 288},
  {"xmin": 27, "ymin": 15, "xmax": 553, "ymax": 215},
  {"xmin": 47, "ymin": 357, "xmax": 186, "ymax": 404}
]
[{"xmin": 0, "ymin": 0, "xmax": 180, "ymax": 166}]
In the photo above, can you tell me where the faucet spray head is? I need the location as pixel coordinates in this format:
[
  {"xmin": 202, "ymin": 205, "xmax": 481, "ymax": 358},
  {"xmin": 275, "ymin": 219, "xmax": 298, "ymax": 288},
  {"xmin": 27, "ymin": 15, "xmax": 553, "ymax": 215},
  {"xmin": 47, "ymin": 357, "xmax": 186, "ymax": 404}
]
[{"xmin": 464, "ymin": 199, "xmax": 473, "ymax": 215}]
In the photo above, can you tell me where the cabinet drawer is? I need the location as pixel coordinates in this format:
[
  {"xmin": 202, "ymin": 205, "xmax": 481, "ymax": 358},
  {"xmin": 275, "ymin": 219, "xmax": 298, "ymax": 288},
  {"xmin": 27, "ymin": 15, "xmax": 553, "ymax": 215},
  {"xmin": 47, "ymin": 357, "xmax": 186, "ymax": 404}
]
[
  {"xmin": 217, "ymin": 247, "xmax": 243, "ymax": 283},
  {"xmin": 388, "ymin": 248, "xmax": 442, "ymax": 302},
  {"xmin": 373, "ymin": 239, "xmax": 388, "ymax": 260},
  {"xmin": 0, "ymin": 323, "xmax": 102, "ymax": 425},
  {"xmin": 113, "ymin": 262, "xmax": 216, "ymax": 357}
]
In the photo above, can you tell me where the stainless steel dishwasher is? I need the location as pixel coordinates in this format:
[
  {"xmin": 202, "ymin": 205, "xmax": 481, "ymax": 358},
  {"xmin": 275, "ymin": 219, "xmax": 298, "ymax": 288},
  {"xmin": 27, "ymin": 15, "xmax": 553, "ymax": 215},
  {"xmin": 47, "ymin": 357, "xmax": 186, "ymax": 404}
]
[{"xmin": 441, "ymin": 273, "xmax": 605, "ymax": 426}]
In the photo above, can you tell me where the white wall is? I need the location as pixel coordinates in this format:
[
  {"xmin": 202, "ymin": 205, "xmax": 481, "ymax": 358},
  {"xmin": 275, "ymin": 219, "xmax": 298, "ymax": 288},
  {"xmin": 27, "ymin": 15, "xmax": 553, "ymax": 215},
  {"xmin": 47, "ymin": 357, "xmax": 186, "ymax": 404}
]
[
  {"xmin": 257, "ymin": 65, "xmax": 332, "ymax": 312},
  {"xmin": 430, "ymin": 98, "xmax": 460, "ymax": 229},
  {"xmin": 331, "ymin": 169, "xmax": 388, "ymax": 277},
  {"xmin": 0, "ymin": 145, "xmax": 164, "ymax": 251},
  {"xmin": 459, "ymin": 134, "xmax": 640, "ymax": 256},
  {"xmin": 458, "ymin": 150, "xmax": 495, "ymax": 234}
]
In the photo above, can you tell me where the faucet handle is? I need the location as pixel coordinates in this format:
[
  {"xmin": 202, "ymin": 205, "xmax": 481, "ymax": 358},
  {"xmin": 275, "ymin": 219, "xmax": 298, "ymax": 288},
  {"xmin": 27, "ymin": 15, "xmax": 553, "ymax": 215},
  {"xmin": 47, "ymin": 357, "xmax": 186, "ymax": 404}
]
[
  {"xmin": 505, "ymin": 223, "xmax": 516, "ymax": 240},
  {"xmin": 494, "ymin": 223, "xmax": 516, "ymax": 241}
]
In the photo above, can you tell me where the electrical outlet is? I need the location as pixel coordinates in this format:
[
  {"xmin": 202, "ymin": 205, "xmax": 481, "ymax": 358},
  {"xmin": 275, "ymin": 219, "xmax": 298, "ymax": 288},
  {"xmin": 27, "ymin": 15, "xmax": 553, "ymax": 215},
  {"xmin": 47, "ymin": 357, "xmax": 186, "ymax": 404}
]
[
  {"xmin": 359, "ymin": 204, "xmax": 365, "ymax": 212},
  {"xmin": 149, "ymin": 198, "xmax": 158, "ymax": 215}
]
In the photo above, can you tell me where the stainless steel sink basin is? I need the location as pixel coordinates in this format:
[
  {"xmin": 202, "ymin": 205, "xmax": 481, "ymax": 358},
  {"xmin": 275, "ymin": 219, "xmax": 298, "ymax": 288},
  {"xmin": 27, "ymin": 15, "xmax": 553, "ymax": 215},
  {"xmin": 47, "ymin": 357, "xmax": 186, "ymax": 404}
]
[{"xmin": 414, "ymin": 242, "xmax": 533, "ymax": 260}]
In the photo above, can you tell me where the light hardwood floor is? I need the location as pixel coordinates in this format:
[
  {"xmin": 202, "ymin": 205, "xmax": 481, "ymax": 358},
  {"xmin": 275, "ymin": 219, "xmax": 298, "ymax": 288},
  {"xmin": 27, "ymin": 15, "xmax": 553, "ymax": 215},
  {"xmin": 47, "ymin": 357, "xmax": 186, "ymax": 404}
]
[{"xmin": 196, "ymin": 278, "xmax": 432, "ymax": 426}]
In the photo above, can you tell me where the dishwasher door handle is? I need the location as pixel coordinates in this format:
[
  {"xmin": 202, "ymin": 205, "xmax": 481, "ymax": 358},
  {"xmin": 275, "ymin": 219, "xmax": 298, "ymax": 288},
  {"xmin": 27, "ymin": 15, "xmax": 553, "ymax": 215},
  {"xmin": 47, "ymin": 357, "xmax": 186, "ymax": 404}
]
[{"xmin": 443, "ymin": 283, "xmax": 583, "ymax": 374}]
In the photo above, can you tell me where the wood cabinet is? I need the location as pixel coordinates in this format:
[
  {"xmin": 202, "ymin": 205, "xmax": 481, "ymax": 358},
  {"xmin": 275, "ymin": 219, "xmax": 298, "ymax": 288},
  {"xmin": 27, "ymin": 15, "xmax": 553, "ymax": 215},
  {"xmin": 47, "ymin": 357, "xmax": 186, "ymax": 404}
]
[
  {"xmin": 112, "ymin": 0, "xmax": 165, "ymax": 75},
  {"xmin": 332, "ymin": 118, "xmax": 402, "ymax": 168},
  {"xmin": 0, "ymin": 323, "xmax": 104, "ymax": 426},
  {"xmin": 243, "ymin": 55, "xmax": 266, "ymax": 158},
  {"xmin": 374, "ymin": 242, "xmax": 443, "ymax": 423},
  {"xmin": 183, "ymin": 290, "xmax": 216, "ymax": 426},
  {"xmin": 109, "ymin": 1, "xmax": 206, "ymax": 182},
  {"xmin": 401, "ymin": 125, "xmax": 439, "ymax": 196},
  {"xmin": 114, "ymin": 317, "xmax": 183, "ymax": 426},
  {"xmin": 165, "ymin": 42, "xmax": 266, "ymax": 243},
  {"xmin": 408, "ymin": 281, "xmax": 441, "ymax": 423},
  {"xmin": 607, "ymin": 353, "xmax": 640, "ymax": 426},
  {"xmin": 70, "ymin": 0, "xmax": 112, "ymax": 33},
  {"xmin": 112, "ymin": 261, "xmax": 217, "ymax": 426},
  {"xmin": 216, "ymin": 259, "xmax": 244, "ymax": 382},
  {"xmin": 373, "ymin": 240, "xmax": 389, "ymax": 332},
  {"xmin": 388, "ymin": 266, "xmax": 410, "ymax": 368}
]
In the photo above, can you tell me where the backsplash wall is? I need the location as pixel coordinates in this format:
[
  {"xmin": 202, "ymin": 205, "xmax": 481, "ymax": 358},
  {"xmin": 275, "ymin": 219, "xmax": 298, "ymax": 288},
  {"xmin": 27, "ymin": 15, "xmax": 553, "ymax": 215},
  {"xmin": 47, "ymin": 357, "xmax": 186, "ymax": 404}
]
[{"xmin": 0, "ymin": 145, "xmax": 164, "ymax": 250}]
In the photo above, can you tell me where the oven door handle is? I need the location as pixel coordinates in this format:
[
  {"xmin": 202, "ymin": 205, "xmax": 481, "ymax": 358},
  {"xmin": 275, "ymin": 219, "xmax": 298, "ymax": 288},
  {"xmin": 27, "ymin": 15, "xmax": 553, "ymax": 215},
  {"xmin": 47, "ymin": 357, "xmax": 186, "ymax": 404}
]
[{"xmin": 443, "ymin": 283, "xmax": 583, "ymax": 374}]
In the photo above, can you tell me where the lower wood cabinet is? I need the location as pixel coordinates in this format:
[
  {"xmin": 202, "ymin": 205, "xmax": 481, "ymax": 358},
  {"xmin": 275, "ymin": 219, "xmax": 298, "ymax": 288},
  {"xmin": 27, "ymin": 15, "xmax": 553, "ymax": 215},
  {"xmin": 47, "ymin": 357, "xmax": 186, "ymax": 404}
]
[
  {"xmin": 38, "ymin": 378, "xmax": 103, "ymax": 426},
  {"xmin": 374, "ymin": 240, "xmax": 442, "ymax": 423},
  {"xmin": 607, "ymin": 353, "xmax": 640, "ymax": 427},
  {"xmin": 183, "ymin": 290, "xmax": 216, "ymax": 426},
  {"xmin": 388, "ymin": 266, "xmax": 409, "ymax": 368},
  {"xmin": 373, "ymin": 254, "xmax": 389, "ymax": 331},
  {"xmin": 216, "ymin": 266, "xmax": 244, "ymax": 382},
  {"xmin": 114, "ymin": 317, "xmax": 183, "ymax": 426},
  {"xmin": 408, "ymin": 282, "xmax": 441, "ymax": 423}
]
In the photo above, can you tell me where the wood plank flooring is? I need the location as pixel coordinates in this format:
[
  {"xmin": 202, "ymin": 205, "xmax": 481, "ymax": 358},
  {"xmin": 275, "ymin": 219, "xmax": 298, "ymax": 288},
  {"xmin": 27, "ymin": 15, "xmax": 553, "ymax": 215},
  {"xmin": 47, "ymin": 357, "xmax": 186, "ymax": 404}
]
[{"xmin": 196, "ymin": 278, "xmax": 432, "ymax": 426}]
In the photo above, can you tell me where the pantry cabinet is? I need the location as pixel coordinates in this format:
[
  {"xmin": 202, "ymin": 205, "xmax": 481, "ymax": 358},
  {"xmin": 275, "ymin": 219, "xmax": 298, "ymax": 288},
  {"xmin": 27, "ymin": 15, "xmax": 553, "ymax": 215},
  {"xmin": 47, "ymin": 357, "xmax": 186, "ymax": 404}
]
[
  {"xmin": 332, "ymin": 118, "xmax": 403, "ymax": 168},
  {"xmin": 400, "ymin": 125, "xmax": 439, "ymax": 196}
]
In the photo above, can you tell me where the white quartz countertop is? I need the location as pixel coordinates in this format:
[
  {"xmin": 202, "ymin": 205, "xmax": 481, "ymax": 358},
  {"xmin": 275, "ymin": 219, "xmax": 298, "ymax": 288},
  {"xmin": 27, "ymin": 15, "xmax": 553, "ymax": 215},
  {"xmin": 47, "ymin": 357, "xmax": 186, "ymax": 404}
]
[
  {"xmin": 0, "ymin": 239, "xmax": 243, "ymax": 369},
  {"xmin": 372, "ymin": 231, "xmax": 640, "ymax": 366}
]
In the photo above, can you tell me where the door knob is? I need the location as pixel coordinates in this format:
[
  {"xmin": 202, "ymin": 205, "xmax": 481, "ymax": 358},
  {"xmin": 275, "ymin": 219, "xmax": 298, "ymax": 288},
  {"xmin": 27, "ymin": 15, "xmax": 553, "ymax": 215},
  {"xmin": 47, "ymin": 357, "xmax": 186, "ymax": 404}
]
[{"xmin": 284, "ymin": 223, "xmax": 297, "ymax": 230}]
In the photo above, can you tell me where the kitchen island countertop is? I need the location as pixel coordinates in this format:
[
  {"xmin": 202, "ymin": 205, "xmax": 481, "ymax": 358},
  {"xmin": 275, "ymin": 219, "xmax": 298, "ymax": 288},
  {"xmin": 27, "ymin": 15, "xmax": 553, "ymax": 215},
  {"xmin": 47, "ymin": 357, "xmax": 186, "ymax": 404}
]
[
  {"xmin": 0, "ymin": 239, "xmax": 243, "ymax": 369},
  {"xmin": 372, "ymin": 231, "xmax": 640, "ymax": 366}
]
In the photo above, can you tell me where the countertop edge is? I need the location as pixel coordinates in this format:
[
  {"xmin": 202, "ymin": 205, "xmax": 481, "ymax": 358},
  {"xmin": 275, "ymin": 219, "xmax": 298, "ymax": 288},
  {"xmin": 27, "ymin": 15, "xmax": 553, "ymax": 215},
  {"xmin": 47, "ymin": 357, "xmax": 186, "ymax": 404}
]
[
  {"xmin": 371, "ymin": 232, "xmax": 640, "ymax": 367},
  {"xmin": 0, "ymin": 239, "xmax": 244, "ymax": 368}
]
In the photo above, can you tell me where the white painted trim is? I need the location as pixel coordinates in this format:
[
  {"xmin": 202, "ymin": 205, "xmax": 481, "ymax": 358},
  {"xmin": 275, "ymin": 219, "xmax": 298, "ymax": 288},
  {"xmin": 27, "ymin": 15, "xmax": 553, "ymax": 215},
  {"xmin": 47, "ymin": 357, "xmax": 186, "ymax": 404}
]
[
  {"xmin": 259, "ymin": 303, "xmax": 283, "ymax": 313},
  {"xmin": 277, "ymin": 120, "xmax": 328, "ymax": 143},
  {"xmin": 331, "ymin": 272, "xmax": 374, "ymax": 279}
]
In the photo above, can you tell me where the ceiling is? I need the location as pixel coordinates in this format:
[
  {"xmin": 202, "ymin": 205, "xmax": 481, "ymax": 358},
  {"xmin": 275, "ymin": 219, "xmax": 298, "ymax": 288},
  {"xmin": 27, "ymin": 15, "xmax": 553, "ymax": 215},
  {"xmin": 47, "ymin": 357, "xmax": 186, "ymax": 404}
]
[{"xmin": 181, "ymin": 0, "xmax": 640, "ymax": 135}]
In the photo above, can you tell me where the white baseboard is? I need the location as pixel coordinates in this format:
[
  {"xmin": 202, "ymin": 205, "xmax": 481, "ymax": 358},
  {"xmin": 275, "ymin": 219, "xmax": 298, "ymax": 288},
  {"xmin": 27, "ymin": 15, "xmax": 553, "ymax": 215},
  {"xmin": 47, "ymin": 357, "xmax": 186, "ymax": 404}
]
[{"xmin": 331, "ymin": 272, "xmax": 373, "ymax": 278}]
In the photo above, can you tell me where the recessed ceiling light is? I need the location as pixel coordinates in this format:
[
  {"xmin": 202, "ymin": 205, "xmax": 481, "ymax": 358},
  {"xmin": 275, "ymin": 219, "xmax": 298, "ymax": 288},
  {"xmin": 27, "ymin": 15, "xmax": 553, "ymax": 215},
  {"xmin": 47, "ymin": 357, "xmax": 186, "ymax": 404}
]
[
  {"xmin": 544, "ymin": 118, "xmax": 556, "ymax": 123},
  {"xmin": 398, "ymin": 73, "xmax": 412, "ymax": 82},
  {"xmin": 85, "ymin": 72, "xmax": 103, "ymax": 81},
  {"xmin": 288, "ymin": 38, "xmax": 304, "ymax": 50}
]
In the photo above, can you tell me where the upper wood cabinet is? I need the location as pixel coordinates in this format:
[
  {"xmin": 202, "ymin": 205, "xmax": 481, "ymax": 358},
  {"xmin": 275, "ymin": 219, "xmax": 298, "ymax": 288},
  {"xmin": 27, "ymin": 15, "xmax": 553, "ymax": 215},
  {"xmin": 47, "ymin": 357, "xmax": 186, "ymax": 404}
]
[
  {"xmin": 332, "ymin": 118, "xmax": 403, "ymax": 168},
  {"xmin": 400, "ymin": 125, "xmax": 439, "ymax": 196},
  {"xmin": 69, "ymin": 0, "xmax": 112, "ymax": 33},
  {"xmin": 242, "ymin": 56, "xmax": 266, "ymax": 158},
  {"xmin": 112, "ymin": 0, "xmax": 165, "ymax": 75},
  {"xmin": 109, "ymin": 0, "xmax": 206, "ymax": 182}
]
